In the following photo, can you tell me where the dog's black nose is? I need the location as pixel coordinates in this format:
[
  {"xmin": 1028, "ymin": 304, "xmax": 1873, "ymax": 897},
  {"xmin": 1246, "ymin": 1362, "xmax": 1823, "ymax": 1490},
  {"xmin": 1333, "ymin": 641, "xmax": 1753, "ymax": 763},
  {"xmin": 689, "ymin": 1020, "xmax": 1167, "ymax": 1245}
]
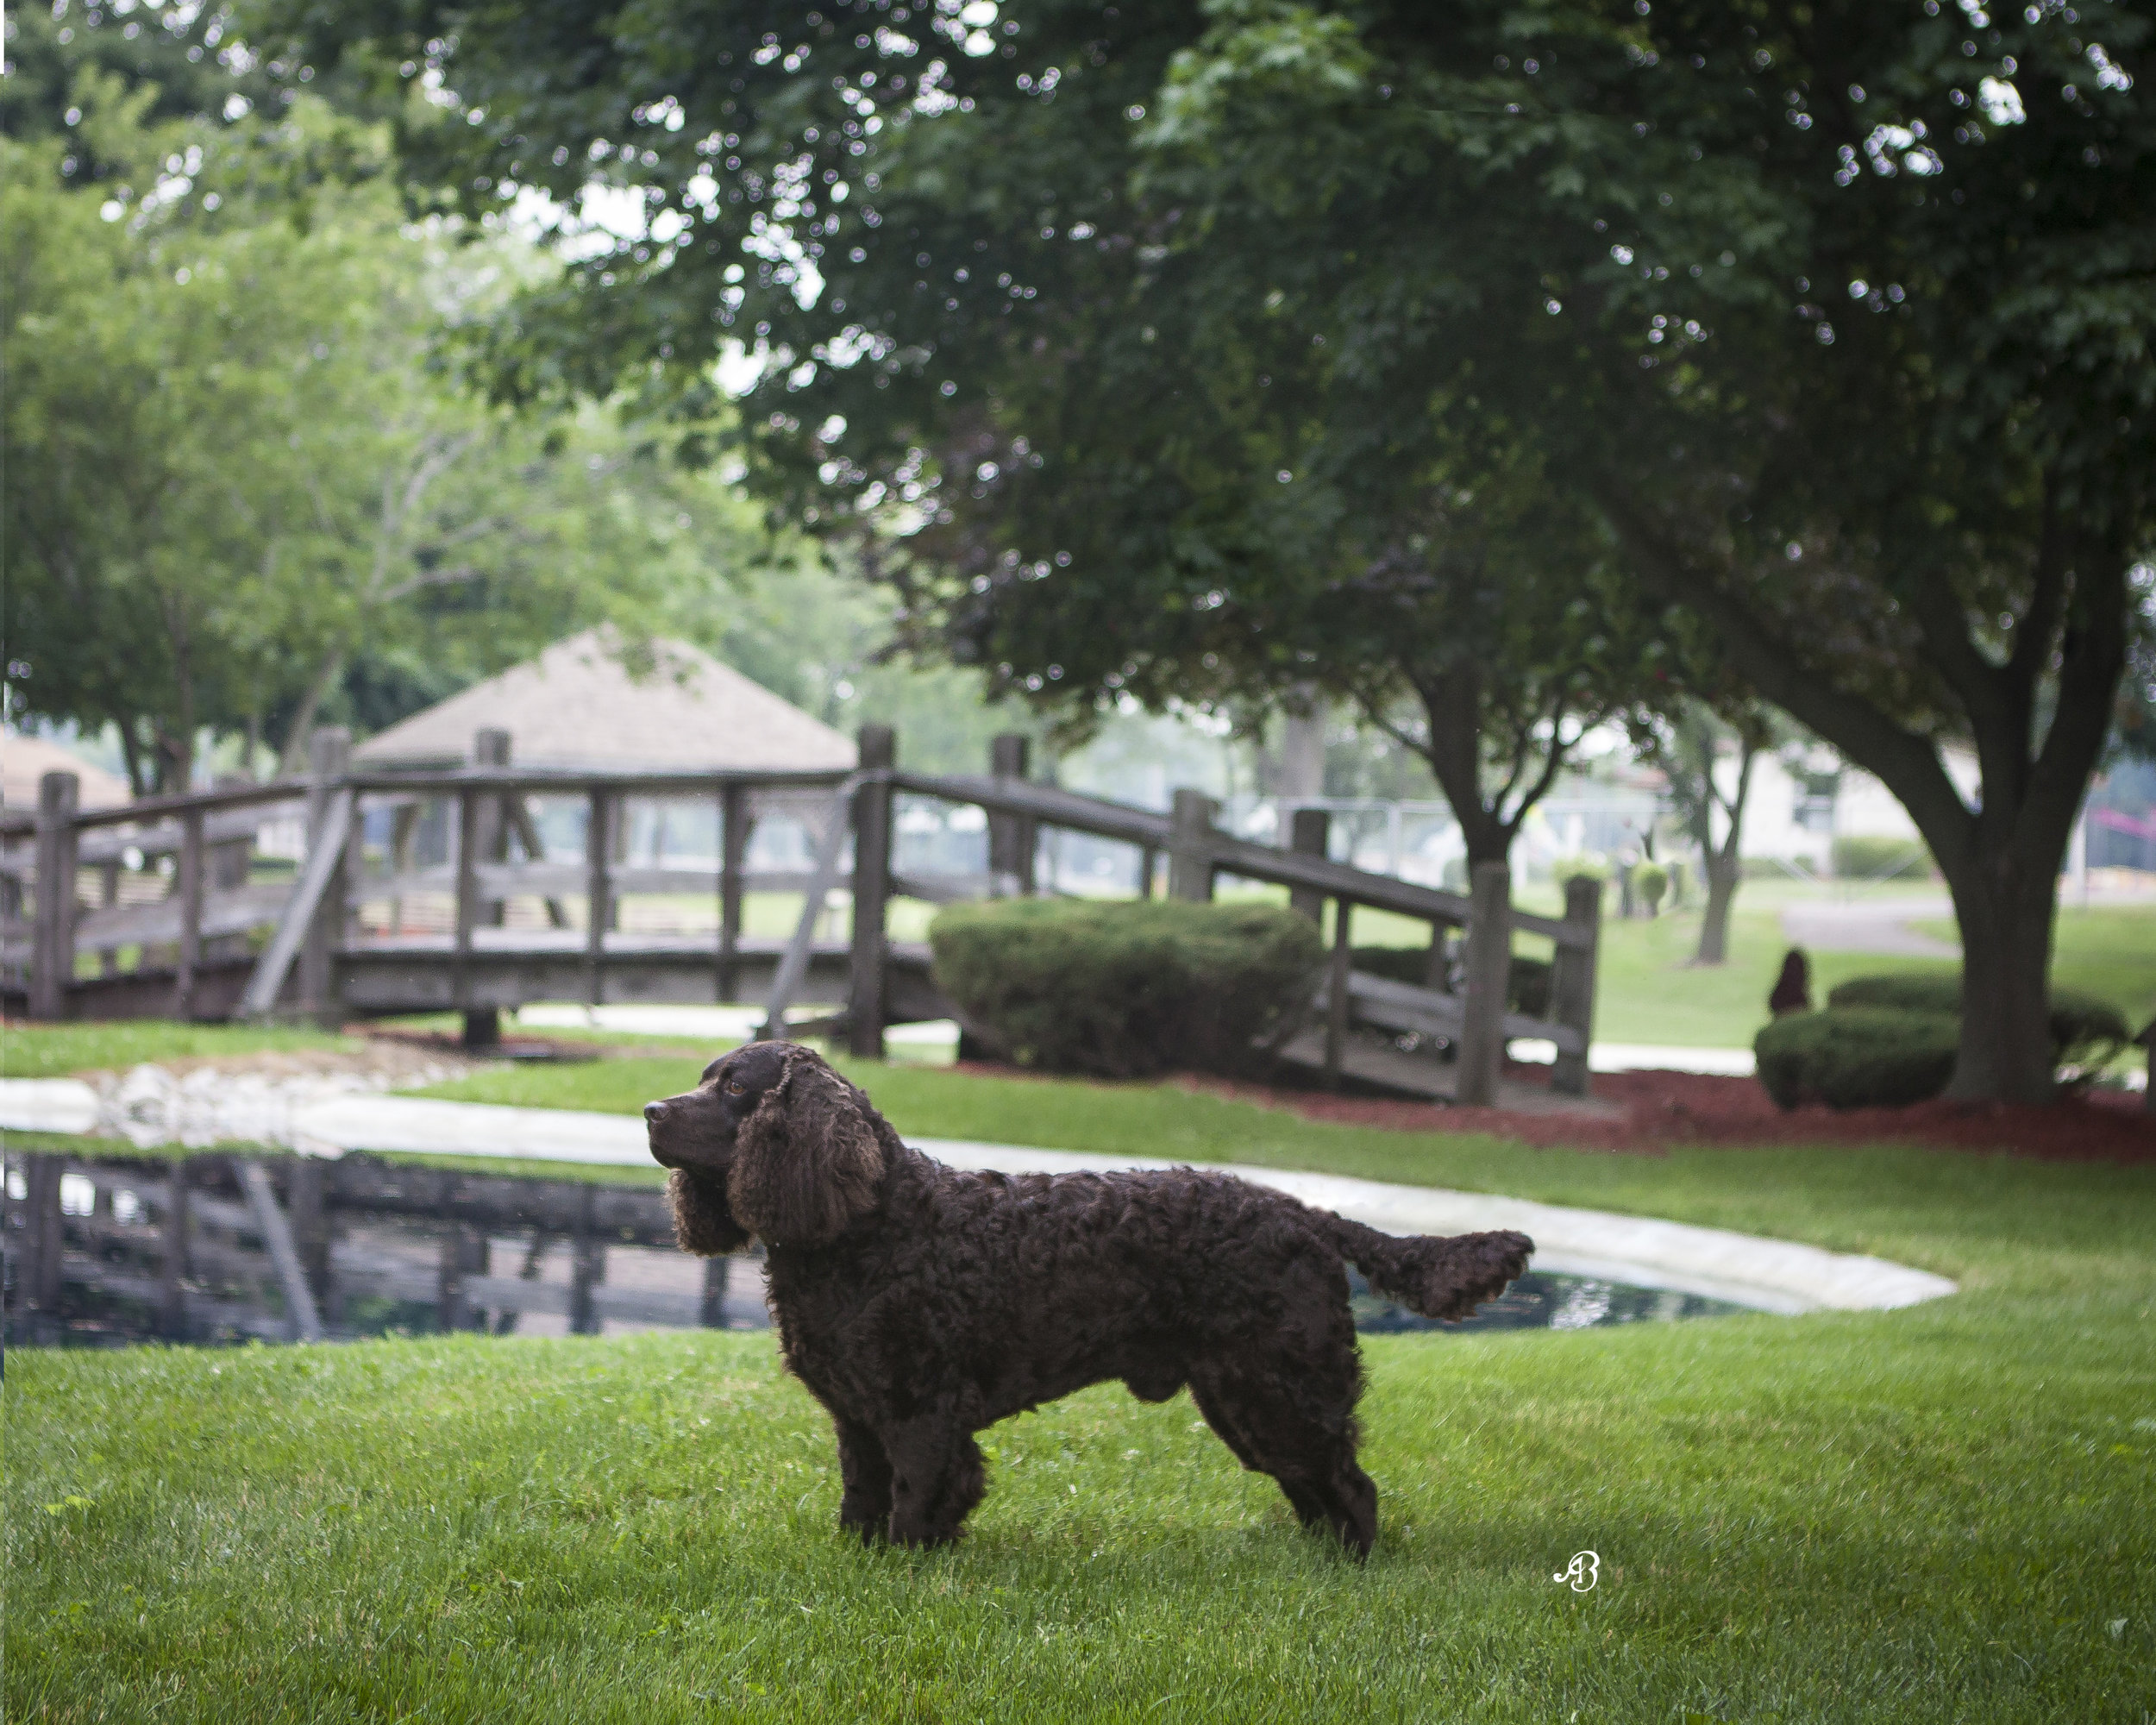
[{"xmin": 643, "ymin": 1101, "xmax": 668, "ymax": 1125}]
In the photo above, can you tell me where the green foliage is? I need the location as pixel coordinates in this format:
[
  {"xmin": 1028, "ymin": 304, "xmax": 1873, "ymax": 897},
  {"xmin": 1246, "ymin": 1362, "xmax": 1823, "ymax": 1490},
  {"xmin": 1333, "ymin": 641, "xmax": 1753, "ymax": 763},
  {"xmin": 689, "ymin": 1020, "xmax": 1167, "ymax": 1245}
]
[
  {"xmin": 928, "ymin": 898, "xmax": 1322, "ymax": 1078},
  {"xmin": 1753, "ymin": 1007, "xmax": 1961, "ymax": 1111},
  {"xmin": 1632, "ymin": 860, "xmax": 1669, "ymax": 914},
  {"xmin": 0, "ymin": 78, "xmax": 759, "ymax": 788},
  {"xmin": 251, "ymin": 0, "xmax": 2156, "ymax": 1098},
  {"xmin": 1827, "ymin": 975, "xmax": 2132, "ymax": 1079},
  {"xmin": 1831, "ymin": 836, "xmax": 1935, "ymax": 882}
]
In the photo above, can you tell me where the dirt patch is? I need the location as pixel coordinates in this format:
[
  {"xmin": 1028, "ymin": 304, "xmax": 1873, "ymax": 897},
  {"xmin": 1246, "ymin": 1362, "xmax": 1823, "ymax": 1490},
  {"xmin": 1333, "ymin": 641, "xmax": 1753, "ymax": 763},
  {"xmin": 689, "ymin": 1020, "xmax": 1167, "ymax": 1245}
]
[{"xmin": 1169, "ymin": 1065, "xmax": 2156, "ymax": 1164}]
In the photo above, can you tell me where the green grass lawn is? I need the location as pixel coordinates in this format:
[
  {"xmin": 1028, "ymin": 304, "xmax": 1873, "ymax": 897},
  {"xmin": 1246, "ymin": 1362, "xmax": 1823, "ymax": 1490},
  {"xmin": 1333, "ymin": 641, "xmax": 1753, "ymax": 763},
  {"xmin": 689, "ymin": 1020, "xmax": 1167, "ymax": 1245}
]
[{"xmin": 13, "ymin": 1126, "xmax": 2155, "ymax": 1723}]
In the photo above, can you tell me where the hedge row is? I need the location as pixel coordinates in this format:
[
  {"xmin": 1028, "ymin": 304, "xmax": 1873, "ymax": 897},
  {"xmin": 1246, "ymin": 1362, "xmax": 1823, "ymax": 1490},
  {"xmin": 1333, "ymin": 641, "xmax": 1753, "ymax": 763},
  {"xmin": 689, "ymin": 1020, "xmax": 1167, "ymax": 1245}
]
[
  {"xmin": 1756, "ymin": 973, "xmax": 2133, "ymax": 1110},
  {"xmin": 928, "ymin": 898, "xmax": 1323, "ymax": 1078}
]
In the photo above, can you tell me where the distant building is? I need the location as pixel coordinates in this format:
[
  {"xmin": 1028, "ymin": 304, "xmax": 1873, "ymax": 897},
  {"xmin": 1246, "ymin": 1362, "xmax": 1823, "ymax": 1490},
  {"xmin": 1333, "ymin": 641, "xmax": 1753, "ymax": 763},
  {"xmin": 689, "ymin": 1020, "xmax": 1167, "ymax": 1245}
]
[{"xmin": 0, "ymin": 732, "xmax": 132, "ymax": 812}]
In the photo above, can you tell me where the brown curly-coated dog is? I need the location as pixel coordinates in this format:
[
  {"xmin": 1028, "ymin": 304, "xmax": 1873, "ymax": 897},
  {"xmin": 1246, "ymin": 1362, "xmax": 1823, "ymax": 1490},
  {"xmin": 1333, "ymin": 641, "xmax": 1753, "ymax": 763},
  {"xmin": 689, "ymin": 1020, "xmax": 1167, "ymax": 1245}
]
[{"xmin": 645, "ymin": 1041, "xmax": 1531, "ymax": 1557}]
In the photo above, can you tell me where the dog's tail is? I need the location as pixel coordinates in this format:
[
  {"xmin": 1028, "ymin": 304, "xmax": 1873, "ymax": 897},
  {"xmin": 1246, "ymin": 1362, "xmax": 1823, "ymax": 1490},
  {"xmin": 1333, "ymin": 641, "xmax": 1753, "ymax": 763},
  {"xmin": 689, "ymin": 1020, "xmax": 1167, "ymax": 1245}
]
[{"xmin": 1319, "ymin": 1214, "xmax": 1533, "ymax": 1321}]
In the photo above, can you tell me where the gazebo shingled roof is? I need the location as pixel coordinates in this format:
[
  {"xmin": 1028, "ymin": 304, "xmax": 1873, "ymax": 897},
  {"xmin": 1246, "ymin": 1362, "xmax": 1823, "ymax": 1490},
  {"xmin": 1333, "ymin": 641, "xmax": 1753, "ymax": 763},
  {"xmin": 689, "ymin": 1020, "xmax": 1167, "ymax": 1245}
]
[
  {"xmin": 1, "ymin": 732, "xmax": 133, "ymax": 812},
  {"xmin": 353, "ymin": 628, "xmax": 856, "ymax": 773}
]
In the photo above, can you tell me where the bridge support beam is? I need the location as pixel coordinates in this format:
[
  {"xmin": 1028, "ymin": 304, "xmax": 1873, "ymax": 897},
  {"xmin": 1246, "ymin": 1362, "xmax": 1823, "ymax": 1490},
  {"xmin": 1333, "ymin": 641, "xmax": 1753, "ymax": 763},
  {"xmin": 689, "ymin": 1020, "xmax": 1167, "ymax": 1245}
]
[
  {"xmin": 29, "ymin": 771, "xmax": 79, "ymax": 1021},
  {"xmin": 1168, "ymin": 789, "xmax": 1219, "ymax": 902}
]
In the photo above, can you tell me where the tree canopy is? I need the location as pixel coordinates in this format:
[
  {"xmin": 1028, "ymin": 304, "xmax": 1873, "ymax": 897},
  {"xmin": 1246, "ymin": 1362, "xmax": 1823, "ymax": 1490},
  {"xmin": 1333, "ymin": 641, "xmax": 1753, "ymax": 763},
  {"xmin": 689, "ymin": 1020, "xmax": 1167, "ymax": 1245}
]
[{"xmin": 240, "ymin": 0, "xmax": 2156, "ymax": 1099}]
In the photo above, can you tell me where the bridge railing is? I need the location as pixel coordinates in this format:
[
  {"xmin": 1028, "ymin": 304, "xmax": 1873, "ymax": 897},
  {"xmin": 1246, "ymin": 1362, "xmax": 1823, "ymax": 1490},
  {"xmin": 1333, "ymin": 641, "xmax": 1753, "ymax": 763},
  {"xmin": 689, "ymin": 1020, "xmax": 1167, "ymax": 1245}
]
[
  {"xmin": 3, "ymin": 724, "xmax": 852, "ymax": 1032},
  {"xmin": 793, "ymin": 727, "xmax": 1601, "ymax": 1102},
  {"xmin": 6, "ymin": 721, "xmax": 1600, "ymax": 1101}
]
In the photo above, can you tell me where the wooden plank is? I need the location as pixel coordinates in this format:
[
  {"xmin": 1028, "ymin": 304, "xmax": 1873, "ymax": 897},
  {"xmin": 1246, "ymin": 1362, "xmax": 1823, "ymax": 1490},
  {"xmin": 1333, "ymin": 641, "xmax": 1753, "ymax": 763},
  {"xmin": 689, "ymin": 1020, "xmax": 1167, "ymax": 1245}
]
[
  {"xmin": 719, "ymin": 784, "xmax": 748, "ymax": 1000},
  {"xmin": 71, "ymin": 882, "xmax": 290, "ymax": 956},
  {"xmin": 1169, "ymin": 789, "xmax": 1219, "ymax": 902},
  {"xmin": 986, "ymin": 734, "xmax": 1036, "ymax": 895},
  {"xmin": 30, "ymin": 771, "xmax": 79, "ymax": 1019},
  {"xmin": 237, "ymin": 788, "xmax": 353, "ymax": 1019},
  {"xmin": 235, "ymin": 1157, "xmax": 325, "ymax": 1342},
  {"xmin": 585, "ymin": 789, "xmax": 611, "ymax": 1005},
  {"xmin": 760, "ymin": 775, "xmax": 862, "ymax": 1039},
  {"xmin": 298, "ymin": 729, "xmax": 352, "ymax": 1020},
  {"xmin": 849, "ymin": 726, "xmax": 895, "ymax": 1057},
  {"xmin": 1549, "ymin": 874, "xmax": 1603, "ymax": 1095},
  {"xmin": 889, "ymin": 869, "xmax": 998, "ymax": 906},
  {"xmin": 176, "ymin": 806, "xmax": 205, "ymax": 1018},
  {"xmin": 893, "ymin": 771, "xmax": 1175, "ymax": 849},
  {"xmin": 453, "ymin": 785, "xmax": 480, "ymax": 1008},
  {"xmin": 1288, "ymin": 808, "xmax": 1329, "ymax": 923}
]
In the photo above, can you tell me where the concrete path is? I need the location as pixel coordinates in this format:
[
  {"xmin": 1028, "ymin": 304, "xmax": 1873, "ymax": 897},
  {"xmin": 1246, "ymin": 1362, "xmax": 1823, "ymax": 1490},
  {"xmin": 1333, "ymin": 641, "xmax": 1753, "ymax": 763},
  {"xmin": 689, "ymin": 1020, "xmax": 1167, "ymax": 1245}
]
[
  {"xmin": 0, "ymin": 1076, "xmax": 1954, "ymax": 1317},
  {"xmin": 1780, "ymin": 895, "xmax": 1960, "ymax": 958}
]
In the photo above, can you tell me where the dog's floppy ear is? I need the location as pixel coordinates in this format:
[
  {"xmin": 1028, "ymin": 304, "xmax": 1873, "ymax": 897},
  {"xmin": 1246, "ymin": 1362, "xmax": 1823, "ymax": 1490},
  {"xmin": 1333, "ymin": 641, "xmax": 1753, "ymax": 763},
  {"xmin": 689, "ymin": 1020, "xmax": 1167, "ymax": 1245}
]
[
  {"xmin": 727, "ymin": 1047, "xmax": 887, "ymax": 1246},
  {"xmin": 667, "ymin": 1168, "xmax": 749, "ymax": 1257}
]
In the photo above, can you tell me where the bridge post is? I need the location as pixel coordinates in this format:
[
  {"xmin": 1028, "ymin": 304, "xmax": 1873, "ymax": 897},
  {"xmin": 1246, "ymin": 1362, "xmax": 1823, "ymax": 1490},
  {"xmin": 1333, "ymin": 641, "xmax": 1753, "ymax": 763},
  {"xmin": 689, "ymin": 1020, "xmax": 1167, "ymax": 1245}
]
[
  {"xmin": 1288, "ymin": 807, "xmax": 1329, "ymax": 923},
  {"xmin": 849, "ymin": 724, "xmax": 895, "ymax": 1059},
  {"xmin": 987, "ymin": 733, "xmax": 1036, "ymax": 895},
  {"xmin": 175, "ymin": 806, "xmax": 206, "ymax": 1019},
  {"xmin": 298, "ymin": 728, "xmax": 351, "ymax": 1026},
  {"xmin": 585, "ymin": 790, "xmax": 611, "ymax": 1007},
  {"xmin": 1168, "ymin": 788, "xmax": 1219, "ymax": 902},
  {"xmin": 718, "ymin": 783, "xmax": 749, "ymax": 1001},
  {"xmin": 28, "ymin": 770, "xmax": 80, "ymax": 1020},
  {"xmin": 1455, "ymin": 860, "xmax": 1513, "ymax": 1107},
  {"xmin": 462, "ymin": 728, "xmax": 511, "ymax": 1048},
  {"xmin": 1549, "ymin": 874, "xmax": 1604, "ymax": 1096}
]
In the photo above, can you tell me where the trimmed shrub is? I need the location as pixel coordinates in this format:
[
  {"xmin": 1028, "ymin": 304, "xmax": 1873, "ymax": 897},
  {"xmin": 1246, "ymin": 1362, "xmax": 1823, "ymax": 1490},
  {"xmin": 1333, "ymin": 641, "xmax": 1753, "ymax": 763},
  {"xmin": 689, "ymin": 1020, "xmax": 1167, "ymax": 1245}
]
[
  {"xmin": 1827, "ymin": 974, "xmax": 2131, "ymax": 1077},
  {"xmin": 1830, "ymin": 834, "xmax": 1935, "ymax": 881},
  {"xmin": 1754, "ymin": 1007, "xmax": 1960, "ymax": 1110},
  {"xmin": 1633, "ymin": 860, "xmax": 1669, "ymax": 915},
  {"xmin": 1350, "ymin": 946, "xmax": 1553, "ymax": 1019},
  {"xmin": 929, "ymin": 898, "xmax": 1324, "ymax": 1078}
]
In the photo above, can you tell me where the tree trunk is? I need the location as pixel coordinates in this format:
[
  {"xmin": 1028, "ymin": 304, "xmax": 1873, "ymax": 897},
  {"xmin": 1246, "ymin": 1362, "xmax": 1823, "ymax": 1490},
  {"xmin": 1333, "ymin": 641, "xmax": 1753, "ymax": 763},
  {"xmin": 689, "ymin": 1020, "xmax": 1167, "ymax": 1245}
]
[
  {"xmin": 1940, "ymin": 847, "xmax": 2063, "ymax": 1104},
  {"xmin": 277, "ymin": 651, "xmax": 347, "ymax": 778},
  {"xmin": 1696, "ymin": 858, "xmax": 1739, "ymax": 964}
]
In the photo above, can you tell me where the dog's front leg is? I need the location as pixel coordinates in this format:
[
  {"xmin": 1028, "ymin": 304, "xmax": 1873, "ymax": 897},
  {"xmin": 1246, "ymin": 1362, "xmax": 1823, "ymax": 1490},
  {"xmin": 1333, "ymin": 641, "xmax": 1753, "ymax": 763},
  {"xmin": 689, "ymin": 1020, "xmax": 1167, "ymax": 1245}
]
[
  {"xmin": 833, "ymin": 1417, "xmax": 893, "ymax": 1544},
  {"xmin": 881, "ymin": 1416, "xmax": 987, "ymax": 1548}
]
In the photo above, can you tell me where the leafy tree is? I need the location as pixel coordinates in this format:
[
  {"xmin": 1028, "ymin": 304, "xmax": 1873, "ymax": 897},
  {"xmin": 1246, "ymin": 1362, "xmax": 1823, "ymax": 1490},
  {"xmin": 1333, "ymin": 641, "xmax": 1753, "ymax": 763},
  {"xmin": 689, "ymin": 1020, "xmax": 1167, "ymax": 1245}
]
[
  {"xmin": 253, "ymin": 0, "xmax": 2156, "ymax": 1101},
  {"xmin": 2, "ymin": 78, "xmax": 709, "ymax": 789},
  {"xmin": 1637, "ymin": 699, "xmax": 1780, "ymax": 965}
]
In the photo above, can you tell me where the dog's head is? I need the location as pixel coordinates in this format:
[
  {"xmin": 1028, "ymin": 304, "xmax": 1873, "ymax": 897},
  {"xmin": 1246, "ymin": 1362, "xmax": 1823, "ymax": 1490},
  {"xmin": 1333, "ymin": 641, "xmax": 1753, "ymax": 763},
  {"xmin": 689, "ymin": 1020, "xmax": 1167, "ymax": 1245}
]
[{"xmin": 645, "ymin": 1041, "xmax": 887, "ymax": 1253}]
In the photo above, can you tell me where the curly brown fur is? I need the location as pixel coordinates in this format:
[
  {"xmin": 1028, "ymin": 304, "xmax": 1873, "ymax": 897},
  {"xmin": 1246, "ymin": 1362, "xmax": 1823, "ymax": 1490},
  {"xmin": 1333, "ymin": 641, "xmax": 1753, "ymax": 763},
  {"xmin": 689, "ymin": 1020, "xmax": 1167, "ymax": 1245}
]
[{"xmin": 643, "ymin": 1042, "xmax": 1532, "ymax": 1559}]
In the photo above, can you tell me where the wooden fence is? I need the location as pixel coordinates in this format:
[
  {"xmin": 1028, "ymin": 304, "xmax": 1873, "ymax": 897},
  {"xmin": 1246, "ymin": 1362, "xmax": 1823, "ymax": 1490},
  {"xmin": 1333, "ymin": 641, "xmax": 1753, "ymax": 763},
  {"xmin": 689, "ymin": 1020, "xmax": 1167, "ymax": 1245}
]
[{"xmin": 3, "ymin": 723, "xmax": 1601, "ymax": 1103}]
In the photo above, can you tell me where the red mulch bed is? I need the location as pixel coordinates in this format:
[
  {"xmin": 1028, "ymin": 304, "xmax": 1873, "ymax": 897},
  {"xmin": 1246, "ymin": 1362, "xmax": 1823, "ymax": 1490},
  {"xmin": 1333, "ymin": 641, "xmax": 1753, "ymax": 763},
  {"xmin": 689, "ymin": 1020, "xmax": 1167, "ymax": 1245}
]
[{"xmin": 1165, "ymin": 1064, "xmax": 2156, "ymax": 1164}]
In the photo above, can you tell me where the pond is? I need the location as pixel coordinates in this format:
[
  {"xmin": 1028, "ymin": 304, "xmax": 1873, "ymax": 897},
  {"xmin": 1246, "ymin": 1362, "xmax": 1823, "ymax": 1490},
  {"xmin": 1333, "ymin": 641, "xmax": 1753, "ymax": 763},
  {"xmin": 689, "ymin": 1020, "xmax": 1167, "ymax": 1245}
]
[{"xmin": 5, "ymin": 1151, "xmax": 1751, "ymax": 1350}]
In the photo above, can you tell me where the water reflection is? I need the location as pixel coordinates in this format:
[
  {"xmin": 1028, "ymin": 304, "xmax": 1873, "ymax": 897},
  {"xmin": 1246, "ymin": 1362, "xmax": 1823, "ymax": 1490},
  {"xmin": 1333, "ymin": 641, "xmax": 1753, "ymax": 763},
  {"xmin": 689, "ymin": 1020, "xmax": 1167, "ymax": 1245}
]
[
  {"xmin": 7, "ymin": 1151, "xmax": 1748, "ymax": 1349},
  {"xmin": 1348, "ymin": 1268, "xmax": 1746, "ymax": 1333}
]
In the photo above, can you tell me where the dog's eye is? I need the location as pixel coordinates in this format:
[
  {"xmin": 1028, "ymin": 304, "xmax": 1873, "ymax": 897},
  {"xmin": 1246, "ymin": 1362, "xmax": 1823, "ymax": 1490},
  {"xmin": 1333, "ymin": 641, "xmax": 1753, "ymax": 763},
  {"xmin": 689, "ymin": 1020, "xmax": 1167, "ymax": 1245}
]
[{"xmin": 725, "ymin": 1080, "xmax": 745, "ymax": 1095}]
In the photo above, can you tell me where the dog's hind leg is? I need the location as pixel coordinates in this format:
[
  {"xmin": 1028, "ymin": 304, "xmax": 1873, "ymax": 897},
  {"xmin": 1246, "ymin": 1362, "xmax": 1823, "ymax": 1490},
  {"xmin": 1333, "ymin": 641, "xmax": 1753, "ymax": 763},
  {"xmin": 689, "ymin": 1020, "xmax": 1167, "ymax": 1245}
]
[
  {"xmin": 833, "ymin": 1417, "xmax": 893, "ymax": 1543},
  {"xmin": 1190, "ymin": 1336, "xmax": 1377, "ymax": 1559},
  {"xmin": 881, "ymin": 1417, "xmax": 988, "ymax": 1547}
]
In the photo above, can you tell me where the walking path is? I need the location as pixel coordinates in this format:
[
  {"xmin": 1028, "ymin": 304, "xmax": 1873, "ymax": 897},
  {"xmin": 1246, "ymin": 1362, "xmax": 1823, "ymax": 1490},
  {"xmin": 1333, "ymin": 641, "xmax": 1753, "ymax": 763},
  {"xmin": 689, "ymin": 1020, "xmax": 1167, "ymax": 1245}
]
[
  {"xmin": 0, "ymin": 1073, "xmax": 1954, "ymax": 1318},
  {"xmin": 1780, "ymin": 894, "xmax": 1960, "ymax": 958}
]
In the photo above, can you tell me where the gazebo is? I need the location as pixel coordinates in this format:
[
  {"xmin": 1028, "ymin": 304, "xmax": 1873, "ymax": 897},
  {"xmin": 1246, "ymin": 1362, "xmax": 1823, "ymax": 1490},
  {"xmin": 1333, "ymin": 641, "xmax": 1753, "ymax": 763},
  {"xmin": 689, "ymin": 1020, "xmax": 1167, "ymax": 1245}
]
[{"xmin": 354, "ymin": 627, "xmax": 856, "ymax": 774}]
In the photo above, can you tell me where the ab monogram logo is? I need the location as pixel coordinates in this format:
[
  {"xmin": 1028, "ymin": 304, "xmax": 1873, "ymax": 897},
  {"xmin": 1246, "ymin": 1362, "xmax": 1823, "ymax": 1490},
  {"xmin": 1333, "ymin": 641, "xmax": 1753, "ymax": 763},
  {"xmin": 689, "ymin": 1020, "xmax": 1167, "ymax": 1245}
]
[{"xmin": 1553, "ymin": 1551, "xmax": 1600, "ymax": 1592}]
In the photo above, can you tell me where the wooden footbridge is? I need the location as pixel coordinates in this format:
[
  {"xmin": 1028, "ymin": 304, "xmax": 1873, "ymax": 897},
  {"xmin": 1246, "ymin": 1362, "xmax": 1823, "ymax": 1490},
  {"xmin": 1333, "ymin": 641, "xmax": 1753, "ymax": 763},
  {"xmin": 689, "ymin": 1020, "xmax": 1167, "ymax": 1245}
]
[{"xmin": 2, "ymin": 724, "xmax": 1603, "ymax": 1106}]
